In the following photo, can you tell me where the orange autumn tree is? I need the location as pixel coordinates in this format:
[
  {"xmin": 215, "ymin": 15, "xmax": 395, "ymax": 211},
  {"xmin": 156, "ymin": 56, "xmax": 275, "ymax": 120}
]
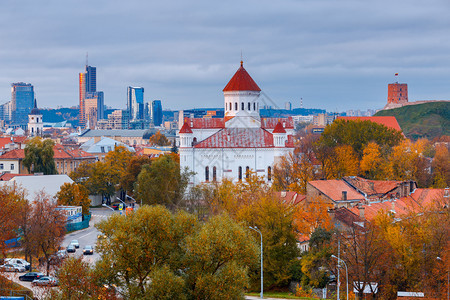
[
  {"xmin": 294, "ymin": 195, "xmax": 333, "ymax": 238},
  {"xmin": 360, "ymin": 141, "xmax": 389, "ymax": 180}
]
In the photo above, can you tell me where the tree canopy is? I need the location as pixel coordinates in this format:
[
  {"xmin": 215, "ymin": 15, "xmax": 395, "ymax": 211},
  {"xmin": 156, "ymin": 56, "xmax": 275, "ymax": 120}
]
[{"xmin": 23, "ymin": 137, "xmax": 57, "ymax": 174}]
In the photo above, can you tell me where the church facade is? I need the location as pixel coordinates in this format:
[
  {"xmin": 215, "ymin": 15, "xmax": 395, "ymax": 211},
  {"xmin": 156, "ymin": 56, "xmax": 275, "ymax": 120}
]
[{"xmin": 179, "ymin": 62, "xmax": 295, "ymax": 186}]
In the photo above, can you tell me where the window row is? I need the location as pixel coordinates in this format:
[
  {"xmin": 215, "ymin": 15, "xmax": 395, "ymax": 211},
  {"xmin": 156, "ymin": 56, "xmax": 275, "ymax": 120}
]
[
  {"xmin": 226, "ymin": 102, "xmax": 258, "ymax": 112},
  {"xmin": 0, "ymin": 163, "xmax": 15, "ymax": 170},
  {"xmin": 204, "ymin": 166, "xmax": 272, "ymax": 182}
]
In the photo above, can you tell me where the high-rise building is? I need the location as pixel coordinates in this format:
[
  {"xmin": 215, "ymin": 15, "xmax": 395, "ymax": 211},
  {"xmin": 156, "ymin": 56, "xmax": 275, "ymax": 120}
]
[
  {"xmin": 79, "ymin": 64, "xmax": 98, "ymax": 128},
  {"xmin": 11, "ymin": 82, "xmax": 35, "ymax": 126},
  {"xmin": 85, "ymin": 91, "xmax": 104, "ymax": 129},
  {"xmin": 127, "ymin": 86, "xmax": 144, "ymax": 121},
  {"xmin": 151, "ymin": 100, "xmax": 162, "ymax": 126}
]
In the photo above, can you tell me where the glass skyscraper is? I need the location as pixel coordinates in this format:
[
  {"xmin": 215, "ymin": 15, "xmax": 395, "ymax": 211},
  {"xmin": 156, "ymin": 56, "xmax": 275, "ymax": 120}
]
[
  {"xmin": 127, "ymin": 86, "xmax": 144, "ymax": 121},
  {"xmin": 79, "ymin": 64, "xmax": 97, "ymax": 128},
  {"xmin": 11, "ymin": 82, "xmax": 34, "ymax": 126},
  {"xmin": 152, "ymin": 100, "xmax": 162, "ymax": 126}
]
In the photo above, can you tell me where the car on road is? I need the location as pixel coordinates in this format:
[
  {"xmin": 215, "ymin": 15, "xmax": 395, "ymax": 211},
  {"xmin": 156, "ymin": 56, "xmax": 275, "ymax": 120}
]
[
  {"xmin": 0, "ymin": 263, "xmax": 26, "ymax": 272},
  {"xmin": 67, "ymin": 244, "xmax": 76, "ymax": 253},
  {"xmin": 83, "ymin": 245, "xmax": 94, "ymax": 255},
  {"xmin": 19, "ymin": 272, "xmax": 44, "ymax": 281},
  {"xmin": 111, "ymin": 202, "xmax": 128, "ymax": 210},
  {"xmin": 49, "ymin": 249, "xmax": 68, "ymax": 264},
  {"xmin": 32, "ymin": 276, "xmax": 58, "ymax": 287},
  {"xmin": 70, "ymin": 239, "xmax": 80, "ymax": 248},
  {"xmin": 4, "ymin": 258, "xmax": 30, "ymax": 270}
]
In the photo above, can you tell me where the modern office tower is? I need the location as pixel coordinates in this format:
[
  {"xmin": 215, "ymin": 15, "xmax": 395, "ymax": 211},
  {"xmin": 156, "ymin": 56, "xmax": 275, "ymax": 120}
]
[
  {"xmin": 127, "ymin": 86, "xmax": 144, "ymax": 121},
  {"xmin": 11, "ymin": 82, "xmax": 35, "ymax": 126},
  {"xmin": 85, "ymin": 91, "xmax": 104, "ymax": 129},
  {"xmin": 144, "ymin": 102, "xmax": 151, "ymax": 121},
  {"xmin": 79, "ymin": 64, "xmax": 97, "ymax": 128},
  {"xmin": 0, "ymin": 101, "xmax": 12, "ymax": 122},
  {"xmin": 151, "ymin": 100, "xmax": 162, "ymax": 126}
]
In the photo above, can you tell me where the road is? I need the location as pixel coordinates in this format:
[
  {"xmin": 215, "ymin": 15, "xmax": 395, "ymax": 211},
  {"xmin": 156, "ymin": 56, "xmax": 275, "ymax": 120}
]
[
  {"xmin": 63, "ymin": 206, "xmax": 117, "ymax": 263},
  {"xmin": 4, "ymin": 207, "xmax": 119, "ymax": 298}
]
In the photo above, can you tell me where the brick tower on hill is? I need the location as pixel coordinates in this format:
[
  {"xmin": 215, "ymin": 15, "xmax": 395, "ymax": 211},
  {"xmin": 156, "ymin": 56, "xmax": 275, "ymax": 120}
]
[{"xmin": 387, "ymin": 82, "xmax": 408, "ymax": 105}]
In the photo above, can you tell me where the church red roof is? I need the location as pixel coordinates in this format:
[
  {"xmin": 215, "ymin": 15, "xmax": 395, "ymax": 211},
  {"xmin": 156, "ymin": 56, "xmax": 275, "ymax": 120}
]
[
  {"xmin": 272, "ymin": 122, "xmax": 286, "ymax": 133},
  {"xmin": 179, "ymin": 122, "xmax": 193, "ymax": 134},
  {"xmin": 223, "ymin": 61, "xmax": 261, "ymax": 92},
  {"xmin": 194, "ymin": 128, "xmax": 273, "ymax": 148}
]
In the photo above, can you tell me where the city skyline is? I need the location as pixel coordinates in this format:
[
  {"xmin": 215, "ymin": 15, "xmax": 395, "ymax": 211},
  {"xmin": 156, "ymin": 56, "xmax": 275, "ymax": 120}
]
[{"xmin": 0, "ymin": 0, "xmax": 449, "ymax": 112}]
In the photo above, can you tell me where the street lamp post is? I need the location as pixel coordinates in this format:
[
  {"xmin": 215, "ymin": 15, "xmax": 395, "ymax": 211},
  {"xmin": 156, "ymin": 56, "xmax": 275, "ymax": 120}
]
[
  {"xmin": 332, "ymin": 255, "xmax": 348, "ymax": 300},
  {"xmin": 250, "ymin": 226, "xmax": 263, "ymax": 299},
  {"xmin": 437, "ymin": 257, "xmax": 449, "ymax": 300}
]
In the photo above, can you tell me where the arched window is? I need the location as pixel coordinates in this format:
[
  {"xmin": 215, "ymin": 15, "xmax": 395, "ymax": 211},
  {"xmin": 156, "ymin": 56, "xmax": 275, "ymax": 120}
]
[
  {"xmin": 248, "ymin": 102, "xmax": 251, "ymax": 110},
  {"xmin": 241, "ymin": 102, "xmax": 244, "ymax": 110},
  {"xmin": 213, "ymin": 166, "xmax": 217, "ymax": 182},
  {"xmin": 229, "ymin": 102, "xmax": 232, "ymax": 110},
  {"xmin": 235, "ymin": 102, "xmax": 238, "ymax": 110},
  {"xmin": 205, "ymin": 166, "xmax": 209, "ymax": 182},
  {"xmin": 246, "ymin": 166, "xmax": 250, "ymax": 179},
  {"xmin": 238, "ymin": 166, "xmax": 242, "ymax": 181},
  {"xmin": 253, "ymin": 102, "xmax": 256, "ymax": 111},
  {"xmin": 268, "ymin": 166, "xmax": 272, "ymax": 181}
]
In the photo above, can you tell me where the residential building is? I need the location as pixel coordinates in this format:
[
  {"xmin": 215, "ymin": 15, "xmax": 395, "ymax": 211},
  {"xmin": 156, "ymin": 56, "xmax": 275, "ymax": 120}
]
[
  {"xmin": 127, "ymin": 86, "xmax": 144, "ymax": 122},
  {"xmin": 11, "ymin": 82, "xmax": 34, "ymax": 127},
  {"xmin": 77, "ymin": 129, "xmax": 149, "ymax": 145},
  {"xmin": 53, "ymin": 145, "xmax": 96, "ymax": 175},
  {"xmin": 0, "ymin": 149, "xmax": 27, "ymax": 174},
  {"xmin": 152, "ymin": 100, "xmax": 162, "ymax": 126},
  {"xmin": 79, "ymin": 137, "xmax": 135, "ymax": 161}
]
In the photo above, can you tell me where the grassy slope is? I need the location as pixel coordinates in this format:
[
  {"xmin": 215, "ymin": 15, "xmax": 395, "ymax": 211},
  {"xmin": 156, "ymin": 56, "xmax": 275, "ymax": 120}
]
[{"xmin": 375, "ymin": 102, "xmax": 450, "ymax": 140}]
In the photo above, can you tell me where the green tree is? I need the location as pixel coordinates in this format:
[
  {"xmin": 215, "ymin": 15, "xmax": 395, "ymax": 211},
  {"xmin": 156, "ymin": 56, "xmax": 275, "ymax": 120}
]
[
  {"xmin": 135, "ymin": 154, "xmax": 191, "ymax": 210},
  {"xmin": 94, "ymin": 205, "xmax": 257, "ymax": 299},
  {"xmin": 119, "ymin": 155, "xmax": 153, "ymax": 196},
  {"xmin": 149, "ymin": 130, "xmax": 171, "ymax": 146},
  {"xmin": 56, "ymin": 182, "xmax": 91, "ymax": 215},
  {"xmin": 23, "ymin": 137, "xmax": 57, "ymax": 174},
  {"xmin": 317, "ymin": 119, "xmax": 404, "ymax": 158}
]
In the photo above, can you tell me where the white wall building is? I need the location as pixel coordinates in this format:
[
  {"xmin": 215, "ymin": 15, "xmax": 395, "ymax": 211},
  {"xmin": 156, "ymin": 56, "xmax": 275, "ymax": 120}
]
[{"xmin": 179, "ymin": 61, "xmax": 295, "ymax": 186}]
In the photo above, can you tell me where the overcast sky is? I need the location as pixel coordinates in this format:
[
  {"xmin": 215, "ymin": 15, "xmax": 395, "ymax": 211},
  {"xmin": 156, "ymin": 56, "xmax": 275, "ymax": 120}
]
[{"xmin": 1, "ymin": 0, "xmax": 449, "ymax": 112}]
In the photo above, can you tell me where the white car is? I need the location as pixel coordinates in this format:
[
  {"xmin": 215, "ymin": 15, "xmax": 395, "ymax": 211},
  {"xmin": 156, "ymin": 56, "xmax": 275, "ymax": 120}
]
[
  {"xmin": 0, "ymin": 263, "xmax": 26, "ymax": 272},
  {"xmin": 4, "ymin": 258, "xmax": 30, "ymax": 270}
]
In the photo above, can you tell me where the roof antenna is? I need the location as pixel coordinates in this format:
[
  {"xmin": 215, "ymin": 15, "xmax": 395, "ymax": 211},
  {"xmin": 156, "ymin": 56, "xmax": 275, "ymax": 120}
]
[
  {"xmin": 240, "ymin": 50, "xmax": 243, "ymax": 67},
  {"xmin": 86, "ymin": 52, "xmax": 88, "ymax": 67}
]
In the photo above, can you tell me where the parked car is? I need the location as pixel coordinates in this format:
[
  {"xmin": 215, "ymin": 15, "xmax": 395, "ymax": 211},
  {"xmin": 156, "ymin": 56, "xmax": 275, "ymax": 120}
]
[
  {"xmin": 83, "ymin": 245, "xmax": 94, "ymax": 255},
  {"xmin": 0, "ymin": 263, "xmax": 26, "ymax": 272},
  {"xmin": 19, "ymin": 272, "xmax": 44, "ymax": 281},
  {"xmin": 70, "ymin": 240, "xmax": 80, "ymax": 248},
  {"xmin": 32, "ymin": 276, "xmax": 59, "ymax": 287},
  {"xmin": 111, "ymin": 202, "xmax": 127, "ymax": 210},
  {"xmin": 4, "ymin": 258, "xmax": 30, "ymax": 270},
  {"xmin": 66, "ymin": 244, "xmax": 76, "ymax": 253}
]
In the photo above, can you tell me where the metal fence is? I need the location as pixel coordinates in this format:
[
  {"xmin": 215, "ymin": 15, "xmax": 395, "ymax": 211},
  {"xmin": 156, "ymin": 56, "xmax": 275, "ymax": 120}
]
[{"xmin": 65, "ymin": 213, "xmax": 91, "ymax": 232}]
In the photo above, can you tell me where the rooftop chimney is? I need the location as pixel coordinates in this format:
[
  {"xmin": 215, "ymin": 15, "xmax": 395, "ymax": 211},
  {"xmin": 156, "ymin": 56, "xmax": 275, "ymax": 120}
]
[{"xmin": 358, "ymin": 204, "xmax": 365, "ymax": 219}]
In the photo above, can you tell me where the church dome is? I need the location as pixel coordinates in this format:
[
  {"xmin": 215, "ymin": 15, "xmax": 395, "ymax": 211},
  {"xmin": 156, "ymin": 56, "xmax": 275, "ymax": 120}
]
[
  {"xmin": 223, "ymin": 61, "xmax": 261, "ymax": 92},
  {"xmin": 30, "ymin": 107, "xmax": 40, "ymax": 115}
]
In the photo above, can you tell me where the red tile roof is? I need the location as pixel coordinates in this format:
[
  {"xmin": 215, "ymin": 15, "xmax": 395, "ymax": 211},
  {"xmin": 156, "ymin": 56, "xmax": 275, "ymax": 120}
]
[
  {"xmin": 0, "ymin": 149, "xmax": 25, "ymax": 159},
  {"xmin": 337, "ymin": 116, "xmax": 402, "ymax": 132},
  {"xmin": 348, "ymin": 188, "xmax": 446, "ymax": 220},
  {"xmin": 261, "ymin": 117, "xmax": 294, "ymax": 129},
  {"xmin": 308, "ymin": 179, "xmax": 365, "ymax": 202},
  {"xmin": 223, "ymin": 61, "xmax": 261, "ymax": 92},
  {"xmin": 179, "ymin": 122, "xmax": 193, "ymax": 134},
  {"xmin": 275, "ymin": 191, "xmax": 306, "ymax": 206},
  {"xmin": 194, "ymin": 128, "xmax": 275, "ymax": 148},
  {"xmin": 0, "ymin": 136, "xmax": 27, "ymax": 149},
  {"xmin": 0, "ymin": 173, "xmax": 32, "ymax": 181},
  {"xmin": 67, "ymin": 149, "xmax": 95, "ymax": 159},
  {"xmin": 184, "ymin": 117, "xmax": 225, "ymax": 129},
  {"xmin": 272, "ymin": 122, "xmax": 286, "ymax": 133},
  {"xmin": 344, "ymin": 176, "xmax": 403, "ymax": 198}
]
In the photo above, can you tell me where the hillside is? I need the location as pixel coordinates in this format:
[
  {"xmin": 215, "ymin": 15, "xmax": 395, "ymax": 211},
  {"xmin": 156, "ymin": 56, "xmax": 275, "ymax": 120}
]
[{"xmin": 375, "ymin": 101, "xmax": 450, "ymax": 140}]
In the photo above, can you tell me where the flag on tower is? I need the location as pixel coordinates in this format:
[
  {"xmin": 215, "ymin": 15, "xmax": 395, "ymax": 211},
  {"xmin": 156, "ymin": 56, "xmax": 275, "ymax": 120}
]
[{"xmin": 395, "ymin": 73, "xmax": 399, "ymax": 76}]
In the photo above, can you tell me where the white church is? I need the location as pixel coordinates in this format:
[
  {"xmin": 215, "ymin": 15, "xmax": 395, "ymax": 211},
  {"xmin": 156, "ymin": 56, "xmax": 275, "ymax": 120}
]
[{"xmin": 179, "ymin": 61, "xmax": 295, "ymax": 186}]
